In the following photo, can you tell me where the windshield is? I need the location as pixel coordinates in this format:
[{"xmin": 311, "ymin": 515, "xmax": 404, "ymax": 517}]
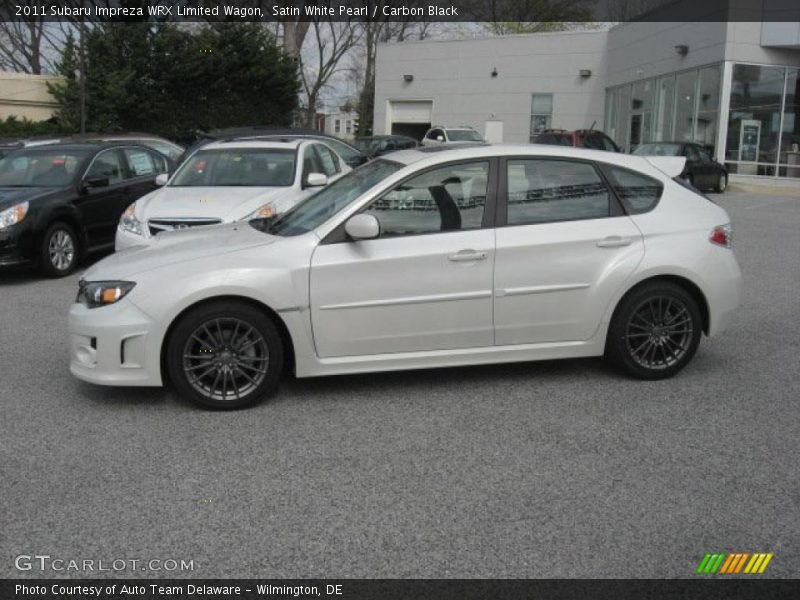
[
  {"xmin": 257, "ymin": 159, "xmax": 402, "ymax": 237},
  {"xmin": 633, "ymin": 143, "xmax": 682, "ymax": 156},
  {"xmin": 0, "ymin": 149, "xmax": 87, "ymax": 187},
  {"xmin": 447, "ymin": 129, "xmax": 483, "ymax": 142},
  {"xmin": 323, "ymin": 138, "xmax": 361, "ymax": 162},
  {"xmin": 170, "ymin": 148, "xmax": 295, "ymax": 187}
]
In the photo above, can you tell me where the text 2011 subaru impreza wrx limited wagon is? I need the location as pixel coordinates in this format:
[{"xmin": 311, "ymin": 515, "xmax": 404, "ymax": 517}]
[{"xmin": 68, "ymin": 145, "xmax": 742, "ymax": 409}]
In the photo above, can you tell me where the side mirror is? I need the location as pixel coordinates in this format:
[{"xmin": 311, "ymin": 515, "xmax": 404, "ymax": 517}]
[
  {"xmin": 344, "ymin": 214, "xmax": 380, "ymax": 240},
  {"xmin": 305, "ymin": 172, "xmax": 328, "ymax": 188},
  {"xmin": 155, "ymin": 173, "xmax": 169, "ymax": 186},
  {"xmin": 436, "ymin": 135, "xmax": 445, "ymax": 142},
  {"xmin": 84, "ymin": 176, "xmax": 109, "ymax": 189}
]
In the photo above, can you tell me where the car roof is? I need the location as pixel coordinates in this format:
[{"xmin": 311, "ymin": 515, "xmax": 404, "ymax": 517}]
[
  {"xmin": 8, "ymin": 141, "xmax": 151, "ymax": 152},
  {"xmin": 384, "ymin": 143, "xmax": 667, "ymax": 174},
  {"xmin": 200, "ymin": 139, "xmax": 304, "ymax": 150}
]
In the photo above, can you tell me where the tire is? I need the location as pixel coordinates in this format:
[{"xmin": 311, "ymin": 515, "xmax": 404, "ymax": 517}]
[
  {"xmin": 605, "ymin": 281, "xmax": 703, "ymax": 380},
  {"xmin": 40, "ymin": 222, "xmax": 78, "ymax": 278},
  {"xmin": 166, "ymin": 301, "xmax": 284, "ymax": 410},
  {"xmin": 714, "ymin": 173, "xmax": 728, "ymax": 193}
]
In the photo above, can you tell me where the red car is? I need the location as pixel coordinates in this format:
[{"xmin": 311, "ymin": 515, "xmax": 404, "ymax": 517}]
[{"xmin": 534, "ymin": 129, "xmax": 621, "ymax": 153}]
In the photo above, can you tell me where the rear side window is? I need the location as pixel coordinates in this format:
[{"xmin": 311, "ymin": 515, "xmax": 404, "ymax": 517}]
[
  {"xmin": 605, "ymin": 166, "xmax": 663, "ymax": 215},
  {"xmin": 536, "ymin": 134, "xmax": 572, "ymax": 147},
  {"xmin": 505, "ymin": 159, "xmax": 610, "ymax": 225}
]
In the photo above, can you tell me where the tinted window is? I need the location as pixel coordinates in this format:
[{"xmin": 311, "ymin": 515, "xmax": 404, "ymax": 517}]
[
  {"xmin": 447, "ymin": 129, "xmax": 483, "ymax": 142},
  {"xmin": 506, "ymin": 160, "xmax": 609, "ymax": 225},
  {"xmin": 141, "ymin": 140, "xmax": 183, "ymax": 161},
  {"xmin": 365, "ymin": 161, "xmax": 489, "ymax": 237},
  {"xmin": 581, "ymin": 134, "xmax": 604, "ymax": 150},
  {"xmin": 632, "ymin": 143, "xmax": 682, "ymax": 156},
  {"xmin": 684, "ymin": 145, "xmax": 701, "ymax": 162},
  {"xmin": 605, "ymin": 165, "xmax": 663, "ymax": 215},
  {"xmin": 302, "ymin": 146, "xmax": 321, "ymax": 179},
  {"xmin": 0, "ymin": 149, "xmax": 86, "ymax": 187},
  {"xmin": 600, "ymin": 135, "xmax": 618, "ymax": 152},
  {"xmin": 86, "ymin": 150, "xmax": 124, "ymax": 184},
  {"xmin": 536, "ymin": 133, "xmax": 572, "ymax": 147}
]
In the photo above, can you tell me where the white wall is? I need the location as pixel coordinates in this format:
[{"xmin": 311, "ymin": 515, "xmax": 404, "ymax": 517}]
[{"xmin": 374, "ymin": 31, "xmax": 609, "ymax": 143}]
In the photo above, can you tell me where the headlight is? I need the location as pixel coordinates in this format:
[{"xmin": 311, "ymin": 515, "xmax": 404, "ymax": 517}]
[
  {"xmin": 245, "ymin": 203, "xmax": 277, "ymax": 221},
  {"xmin": 76, "ymin": 280, "xmax": 136, "ymax": 309},
  {"xmin": 0, "ymin": 201, "xmax": 29, "ymax": 230},
  {"xmin": 119, "ymin": 203, "xmax": 143, "ymax": 235}
]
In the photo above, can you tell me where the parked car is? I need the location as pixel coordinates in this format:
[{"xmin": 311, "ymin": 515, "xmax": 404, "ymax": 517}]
[
  {"xmin": 355, "ymin": 135, "xmax": 418, "ymax": 158},
  {"xmin": 0, "ymin": 142, "xmax": 171, "ymax": 277},
  {"xmin": 70, "ymin": 144, "xmax": 741, "ymax": 409},
  {"xmin": 533, "ymin": 128, "xmax": 621, "ymax": 152},
  {"xmin": 115, "ymin": 139, "xmax": 350, "ymax": 251},
  {"xmin": 184, "ymin": 126, "xmax": 366, "ymax": 169},
  {"xmin": 421, "ymin": 126, "xmax": 484, "ymax": 146},
  {"xmin": 632, "ymin": 142, "xmax": 728, "ymax": 192}
]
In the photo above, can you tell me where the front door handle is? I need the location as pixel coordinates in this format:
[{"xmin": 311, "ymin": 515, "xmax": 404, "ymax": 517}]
[
  {"xmin": 596, "ymin": 236, "xmax": 632, "ymax": 248},
  {"xmin": 448, "ymin": 249, "xmax": 488, "ymax": 262}
]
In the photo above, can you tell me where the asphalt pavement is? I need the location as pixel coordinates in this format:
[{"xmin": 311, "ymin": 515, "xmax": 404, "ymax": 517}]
[{"xmin": 1, "ymin": 188, "xmax": 798, "ymax": 578}]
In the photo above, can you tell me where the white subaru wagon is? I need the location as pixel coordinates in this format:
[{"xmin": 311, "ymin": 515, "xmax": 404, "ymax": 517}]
[{"xmin": 69, "ymin": 144, "xmax": 741, "ymax": 409}]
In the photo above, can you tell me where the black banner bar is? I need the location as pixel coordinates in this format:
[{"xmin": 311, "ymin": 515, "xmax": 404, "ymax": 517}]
[
  {"xmin": 3, "ymin": 579, "xmax": 800, "ymax": 600},
  {"xmin": 1, "ymin": 0, "xmax": 799, "ymax": 23}
]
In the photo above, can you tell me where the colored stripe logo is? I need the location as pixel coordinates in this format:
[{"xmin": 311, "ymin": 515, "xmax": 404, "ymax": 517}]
[{"xmin": 696, "ymin": 552, "xmax": 773, "ymax": 574}]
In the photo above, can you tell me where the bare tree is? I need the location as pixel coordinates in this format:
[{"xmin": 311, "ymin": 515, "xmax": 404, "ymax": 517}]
[
  {"xmin": 298, "ymin": 19, "xmax": 362, "ymax": 127},
  {"xmin": 0, "ymin": 19, "xmax": 67, "ymax": 74}
]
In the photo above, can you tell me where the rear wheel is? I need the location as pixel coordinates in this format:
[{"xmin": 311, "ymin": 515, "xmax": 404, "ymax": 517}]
[
  {"xmin": 606, "ymin": 282, "xmax": 702, "ymax": 380},
  {"xmin": 40, "ymin": 222, "xmax": 78, "ymax": 277},
  {"xmin": 714, "ymin": 173, "xmax": 728, "ymax": 193},
  {"xmin": 166, "ymin": 301, "xmax": 283, "ymax": 410}
]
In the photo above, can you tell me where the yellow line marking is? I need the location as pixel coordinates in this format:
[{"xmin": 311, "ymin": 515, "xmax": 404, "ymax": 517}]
[{"xmin": 757, "ymin": 553, "xmax": 773, "ymax": 574}]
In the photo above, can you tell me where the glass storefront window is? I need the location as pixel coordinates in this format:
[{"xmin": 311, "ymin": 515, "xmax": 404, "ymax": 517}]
[
  {"xmin": 675, "ymin": 70, "xmax": 697, "ymax": 143},
  {"xmin": 725, "ymin": 64, "xmax": 785, "ymax": 176},
  {"xmin": 779, "ymin": 68, "xmax": 800, "ymax": 178}
]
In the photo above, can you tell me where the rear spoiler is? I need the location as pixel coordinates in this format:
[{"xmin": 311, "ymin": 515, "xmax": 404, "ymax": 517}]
[{"xmin": 643, "ymin": 156, "xmax": 686, "ymax": 178}]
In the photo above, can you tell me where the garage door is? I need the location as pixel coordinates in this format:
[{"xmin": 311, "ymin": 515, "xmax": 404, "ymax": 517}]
[{"xmin": 390, "ymin": 100, "xmax": 432, "ymax": 124}]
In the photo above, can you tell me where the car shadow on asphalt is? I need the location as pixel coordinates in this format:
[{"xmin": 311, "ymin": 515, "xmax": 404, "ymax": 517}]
[{"xmin": 0, "ymin": 251, "xmax": 112, "ymax": 287}]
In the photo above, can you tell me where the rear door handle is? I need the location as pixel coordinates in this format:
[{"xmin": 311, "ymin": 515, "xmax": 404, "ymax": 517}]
[
  {"xmin": 448, "ymin": 249, "xmax": 488, "ymax": 262},
  {"xmin": 596, "ymin": 236, "xmax": 632, "ymax": 248}
]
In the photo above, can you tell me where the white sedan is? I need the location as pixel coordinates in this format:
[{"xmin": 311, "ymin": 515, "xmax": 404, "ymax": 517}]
[
  {"xmin": 115, "ymin": 139, "xmax": 350, "ymax": 250},
  {"xmin": 70, "ymin": 144, "xmax": 741, "ymax": 409}
]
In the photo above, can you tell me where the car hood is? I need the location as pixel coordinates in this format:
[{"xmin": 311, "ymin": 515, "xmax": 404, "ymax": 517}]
[
  {"xmin": 0, "ymin": 186, "xmax": 64, "ymax": 210},
  {"xmin": 84, "ymin": 221, "xmax": 276, "ymax": 279},
  {"xmin": 135, "ymin": 186, "xmax": 298, "ymax": 221}
]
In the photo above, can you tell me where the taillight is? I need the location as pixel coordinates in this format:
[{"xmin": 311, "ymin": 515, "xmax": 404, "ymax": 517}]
[{"xmin": 710, "ymin": 224, "xmax": 732, "ymax": 248}]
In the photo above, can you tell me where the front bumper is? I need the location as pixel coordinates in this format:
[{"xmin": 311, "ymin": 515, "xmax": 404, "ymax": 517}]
[
  {"xmin": 0, "ymin": 223, "xmax": 36, "ymax": 268},
  {"xmin": 69, "ymin": 299, "xmax": 163, "ymax": 386}
]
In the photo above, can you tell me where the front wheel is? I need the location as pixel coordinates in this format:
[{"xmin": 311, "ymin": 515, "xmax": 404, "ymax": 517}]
[
  {"xmin": 605, "ymin": 282, "xmax": 703, "ymax": 380},
  {"xmin": 40, "ymin": 222, "xmax": 78, "ymax": 277},
  {"xmin": 166, "ymin": 301, "xmax": 284, "ymax": 409}
]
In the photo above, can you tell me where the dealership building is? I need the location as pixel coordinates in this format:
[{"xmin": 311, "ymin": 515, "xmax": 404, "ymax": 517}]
[{"xmin": 374, "ymin": 19, "xmax": 800, "ymax": 179}]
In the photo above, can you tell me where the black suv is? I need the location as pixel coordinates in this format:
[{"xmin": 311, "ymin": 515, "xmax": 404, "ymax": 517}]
[{"xmin": 0, "ymin": 142, "xmax": 171, "ymax": 277}]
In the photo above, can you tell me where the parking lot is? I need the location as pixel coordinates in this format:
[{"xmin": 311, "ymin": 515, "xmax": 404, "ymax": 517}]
[{"xmin": 1, "ymin": 187, "xmax": 798, "ymax": 579}]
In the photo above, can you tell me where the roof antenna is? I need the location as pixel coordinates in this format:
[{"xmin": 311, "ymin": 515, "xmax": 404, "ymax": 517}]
[{"xmin": 589, "ymin": 120, "xmax": 596, "ymax": 131}]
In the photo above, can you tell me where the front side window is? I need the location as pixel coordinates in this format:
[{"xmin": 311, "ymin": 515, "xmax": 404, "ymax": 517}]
[
  {"xmin": 364, "ymin": 161, "xmax": 489, "ymax": 237},
  {"xmin": 170, "ymin": 148, "xmax": 295, "ymax": 187},
  {"xmin": 0, "ymin": 149, "xmax": 86, "ymax": 187},
  {"xmin": 263, "ymin": 159, "xmax": 403, "ymax": 237},
  {"xmin": 530, "ymin": 93, "xmax": 554, "ymax": 141},
  {"xmin": 605, "ymin": 165, "xmax": 663, "ymax": 215},
  {"xmin": 86, "ymin": 150, "xmax": 124, "ymax": 184},
  {"xmin": 506, "ymin": 159, "xmax": 609, "ymax": 225},
  {"xmin": 684, "ymin": 145, "xmax": 701, "ymax": 162}
]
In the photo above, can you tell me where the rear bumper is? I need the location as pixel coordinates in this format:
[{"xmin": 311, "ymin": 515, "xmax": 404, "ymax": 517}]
[
  {"xmin": 68, "ymin": 299, "xmax": 163, "ymax": 386},
  {"xmin": 704, "ymin": 247, "xmax": 742, "ymax": 337}
]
